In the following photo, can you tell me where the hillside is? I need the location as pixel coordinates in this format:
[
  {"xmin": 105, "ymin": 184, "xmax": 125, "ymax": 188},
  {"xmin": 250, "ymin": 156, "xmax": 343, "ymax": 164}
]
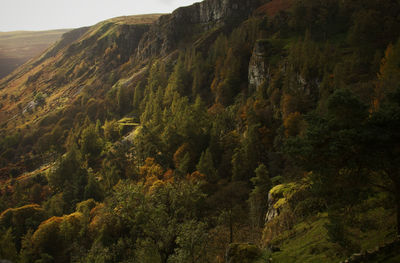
[
  {"xmin": 0, "ymin": 14, "xmax": 162, "ymax": 128},
  {"xmin": 0, "ymin": 0, "xmax": 400, "ymax": 262},
  {"xmin": 0, "ymin": 29, "xmax": 70, "ymax": 79}
]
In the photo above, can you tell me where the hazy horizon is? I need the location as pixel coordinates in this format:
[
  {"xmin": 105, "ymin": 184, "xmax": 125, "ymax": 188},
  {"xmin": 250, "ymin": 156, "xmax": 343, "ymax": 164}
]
[{"xmin": 0, "ymin": 0, "xmax": 199, "ymax": 32}]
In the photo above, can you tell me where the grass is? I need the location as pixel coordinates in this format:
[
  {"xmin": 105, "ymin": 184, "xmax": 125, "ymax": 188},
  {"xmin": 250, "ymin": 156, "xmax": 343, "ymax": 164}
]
[
  {"xmin": 0, "ymin": 13, "xmax": 161, "ymax": 128},
  {"xmin": 351, "ymin": 195, "xmax": 397, "ymax": 252},
  {"xmin": 262, "ymin": 191, "xmax": 398, "ymax": 263},
  {"xmin": 107, "ymin": 14, "xmax": 164, "ymax": 25},
  {"xmin": 84, "ymin": 14, "xmax": 162, "ymax": 40},
  {"xmin": 270, "ymin": 214, "xmax": 342, "ymax": 263}
]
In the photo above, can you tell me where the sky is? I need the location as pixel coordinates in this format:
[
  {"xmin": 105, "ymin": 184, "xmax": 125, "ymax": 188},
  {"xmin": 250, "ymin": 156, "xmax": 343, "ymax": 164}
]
[{"xmin": 0, "ymin": 0, "xmax": 200, "ymax": 32}]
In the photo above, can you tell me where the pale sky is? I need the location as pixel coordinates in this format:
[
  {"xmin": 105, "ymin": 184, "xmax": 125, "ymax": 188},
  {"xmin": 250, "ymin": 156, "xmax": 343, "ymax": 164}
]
[{"xmin": 0, "ymin": 0, "xmax": 200, "ymax": 32}]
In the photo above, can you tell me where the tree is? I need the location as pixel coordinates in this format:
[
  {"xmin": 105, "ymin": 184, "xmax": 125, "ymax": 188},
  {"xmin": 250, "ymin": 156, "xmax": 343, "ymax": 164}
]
[
  {"xmin": 232, "ymin": 124, "xmax": 262, "ymax": 182},
  {"xmin": 0, "ymin": 228, "xmax": 18, "ymax": 261},
  {"xmin": 164, "ymin": 56, "xmax": 190, "ymax": 106},
  {"xmin": 34, "ymin": 92, "xmax": 46, "ymax": 108},
  {"xmin": 286, "ymin": 88, "xmax": 400, "ymax": 236},
  {"xmin": 19, "ymin": 230, "xmax": 36, "ymax": 263},
  {"xmin": 110, "ymin": 180, "xmax": 206, "ymax": 263},
  {"xmin": 48, "ymin": 147, "xmax": 88, "ymax": 212},
  {"xmin": 0, "ymin": 204, "xmax": 47, "ymax": 251},
  {"xmin": 366, "ymin": 89, "xmax": 400, "ymax": 235},
  {"xmin": 79, "ymin": 123, "xmax": 103, "ymax": 167},
  {"xmin": 290, "ymin": 0, "xmax": 341, "ymax": 40},
  {"xmin": 103, "ymin": 119, "xmax": 120, "ymax": 142},
  {"xmin": 248, "ymin": 164, "xmax": 272, "ymax": 231},
  {"xmin": 285, "ymin": 89, "xmax": 368, "ymax": 204},
  {"xmin": 170, "ymin": 220, "xmax": 208, "ymax": 263},
  {"xmin": 31, "ymin": 213, "xmax": 84, "ymax": 263},
  {"xmin": 283, "ymin": 112, "xmax": 304, "ymax": 137},
  {"xmin": 175, "ymin": 152, "xmax": 191, "ymax": 178},
  {"xmin": 84, "ymin": 175, "xmax": 103, "ymax": 201},
  {"xmin": 196, "ymin": 148, "xmax": 217, "ymax": 183},
  {"xmin": 116, "ymin": 85, "xmax": 131, "ymax": 116},
  {"xmin": 208, "ymin": 181, "xmax": 250, "ymax": 243},
  {"xmin": 133, "ymin": 81, "xmax": 143, "ymax": 109},
  {"xmin": 191, "ymin": 52, "xmax": 211, "ymax": 100}
]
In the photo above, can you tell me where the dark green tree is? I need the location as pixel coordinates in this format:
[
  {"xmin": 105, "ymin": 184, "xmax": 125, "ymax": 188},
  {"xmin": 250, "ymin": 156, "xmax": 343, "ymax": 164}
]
[
  {"xmin": 48, "ymin": 147, "xmax": 88, "ymax": 212},
  {"xmin": 34, "ymin": 92, "xmax": 46, "ymax": 108},
  {"xmin": 0, "ymin": 228, "xmax": 18, "ymax": 261},
  {"xmin": 286, "ymin": 88, "xmax": 400, "ymax": 236},
  {"xmin": 110, "ymin": 181, "xmax": 206, "ymax": 263},
  {"xmin": 285, "ymin": 89, "xmax": 368, "ymax": 204},
  {"xmin": 79, "ymin": 123, "xmax": 103, "ymax": 167},
  {"xmin": 248, "ymin": 164, "xmax": 272, "ymax": 230},
  {"xmin": 84, "ymin": 175, "xmax": 103, "ymax": 201},
  {"xmin": 366, "ymin": 89, "xmax": 400, "ymax": 235},
  {"xmin": 196, "ymin": 148, "xmax": 217, "ymax": 183}
]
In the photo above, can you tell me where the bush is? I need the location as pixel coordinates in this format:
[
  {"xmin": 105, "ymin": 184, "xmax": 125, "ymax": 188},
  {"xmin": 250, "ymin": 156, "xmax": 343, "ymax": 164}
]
[{"xmin": 226, "ymin": 243, "xmax": 262, "ymax": 263}]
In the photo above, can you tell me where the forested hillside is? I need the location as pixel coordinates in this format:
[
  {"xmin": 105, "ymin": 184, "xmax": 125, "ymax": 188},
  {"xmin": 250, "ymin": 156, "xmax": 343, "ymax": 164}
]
[{"xmin": 0, "ymin": 0, "xmax": 400, "ymax": 262}]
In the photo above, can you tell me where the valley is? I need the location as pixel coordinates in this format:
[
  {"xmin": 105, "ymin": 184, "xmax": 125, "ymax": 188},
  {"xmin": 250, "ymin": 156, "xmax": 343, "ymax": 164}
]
[{"xmin": 0, "ymin": 0, "xmax": 399, "ymax": 262}]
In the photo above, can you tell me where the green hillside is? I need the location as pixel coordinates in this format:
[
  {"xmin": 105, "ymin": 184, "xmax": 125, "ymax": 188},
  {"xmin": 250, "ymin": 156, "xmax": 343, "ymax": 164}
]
[{"xmin": 0, "ymin": 0, "xmax": 399, "ymax": 262}]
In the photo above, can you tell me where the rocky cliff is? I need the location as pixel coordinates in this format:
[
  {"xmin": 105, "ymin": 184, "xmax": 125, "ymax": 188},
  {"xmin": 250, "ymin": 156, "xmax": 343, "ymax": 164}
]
[
  {"xmin": 137, "ymin": 0, "xmax": 263, "ymax": 59},
  {"xmin": 248, "ymin": 39, "xmax": 269, "ymax": 92}
]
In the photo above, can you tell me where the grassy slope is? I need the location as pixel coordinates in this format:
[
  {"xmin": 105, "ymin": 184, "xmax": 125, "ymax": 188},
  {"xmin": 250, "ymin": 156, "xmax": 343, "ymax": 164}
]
[
  {"xmin": 268, "ymin": 215, "xmax": 346, "ymax": 263},
  {"xmin": 0, "ymin": 14, "xmax": 161, "ymax": 130},
  {"xmin": 0, "ymin": 14, "xmax": 163, "ymax": 80},
  {"xmin": 0, "ymin": 29, "xmax": 70, "ymax": 79},
  {"xmin": 261, "ymin": 195, "xmax": 398, "ymax": 263}
]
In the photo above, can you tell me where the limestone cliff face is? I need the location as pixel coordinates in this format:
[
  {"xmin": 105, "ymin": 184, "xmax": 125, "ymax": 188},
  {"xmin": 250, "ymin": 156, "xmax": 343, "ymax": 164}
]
[
  {"xmin": 265, "ymin": 191, "xmax": 279, "ymax": 223},
  {"xmin": 248, "ymin": 39, "xmax": 270, "ymax": 93},
  {"xmin": 137, "ymin": 0, "xmax": 262, "ymax": 59},
  {"xmin": 195, "ymin": 0, "xmax": 261, "ymax": 25}
]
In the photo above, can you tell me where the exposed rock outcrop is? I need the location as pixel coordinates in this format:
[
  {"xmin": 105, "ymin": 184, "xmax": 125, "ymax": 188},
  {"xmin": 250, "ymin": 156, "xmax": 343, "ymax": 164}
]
[
  {"xmin": 264, "ymin": 183, "xmax": 297, "ymax": 224},
  {"xmin": 137, "ymin": 0, "xmax": 263, "ymax": 59},
  {"xmin": 248, "ymin": 39, "xmax": 270, "ymax": 92},
  {"xmin": 265, "ymin": 190, "xmax": 279, "ymax": 222}
]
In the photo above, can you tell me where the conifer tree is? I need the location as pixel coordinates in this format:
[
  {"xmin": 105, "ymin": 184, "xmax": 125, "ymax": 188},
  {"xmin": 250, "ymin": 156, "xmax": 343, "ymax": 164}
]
[
  {"xmin": 133, "ymin": 81, "xmax": 143, "ymax": 109},
  {"xmin": 196, "ymin": 148, "xmax": 217, "ymax": 182},
  {"xmin": 0, "ymin": 228, "xmax": 18, "ymax": 261},
  {"xmin": 248, "ymin": 164, "xmax": 272, "ymax": 229}
]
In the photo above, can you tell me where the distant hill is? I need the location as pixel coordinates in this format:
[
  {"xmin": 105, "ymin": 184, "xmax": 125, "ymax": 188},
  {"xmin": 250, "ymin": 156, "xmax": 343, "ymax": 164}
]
[{"xmin": 0, "ymin": 29, "xmax": 70, "ymax": 79}]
